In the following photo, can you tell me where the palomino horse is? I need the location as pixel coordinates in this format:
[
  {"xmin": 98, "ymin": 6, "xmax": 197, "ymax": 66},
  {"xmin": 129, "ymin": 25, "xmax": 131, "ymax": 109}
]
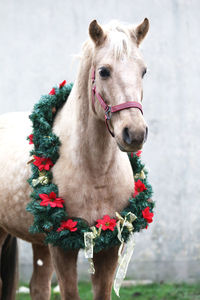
[{"xmin": 0, "ymin": 19, "xmax": 149, "ymax": 300}]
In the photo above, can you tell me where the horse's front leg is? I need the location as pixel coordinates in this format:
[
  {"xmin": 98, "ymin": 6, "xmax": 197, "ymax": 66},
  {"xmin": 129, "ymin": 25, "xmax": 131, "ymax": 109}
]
[
  {"xmin": 30, "ymin": 243, "xmax": 54, "ymax": 300},
  {"xmin": 92, "ymin": 246, "xmax": 119, "ymax": 300},
  {"xmin": 49, "ymin": 246, "xmax": 80, "ymax": 300}
]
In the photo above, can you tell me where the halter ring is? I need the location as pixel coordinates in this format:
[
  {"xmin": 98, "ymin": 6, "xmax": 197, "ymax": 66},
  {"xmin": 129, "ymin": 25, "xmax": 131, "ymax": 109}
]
[{"xmin": 105, "ymin": 106, "xmax": 112, "ymax": 120}]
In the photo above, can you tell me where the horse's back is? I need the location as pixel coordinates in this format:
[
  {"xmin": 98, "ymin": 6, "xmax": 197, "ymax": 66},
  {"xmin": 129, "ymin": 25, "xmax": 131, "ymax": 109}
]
[
  {"xmin": 0, "ymin": 111, "xmax": 31, "ymax": 174},
  {"xmin": 0, "ymin": 111, "xmax": 31, "ymax": 138},
  {"xmin": 0, "ymin": 110, "xmax": 31, "ymax": 147},
  {"xmin": 0, "ymin": 112, "xmax": 40, "ymax": 241}
]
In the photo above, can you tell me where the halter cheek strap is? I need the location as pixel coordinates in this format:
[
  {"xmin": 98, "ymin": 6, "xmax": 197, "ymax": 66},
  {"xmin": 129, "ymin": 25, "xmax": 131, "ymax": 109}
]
[{"xmin": 91, "ymin": 69, "xmax": 143, "ymax": 137}]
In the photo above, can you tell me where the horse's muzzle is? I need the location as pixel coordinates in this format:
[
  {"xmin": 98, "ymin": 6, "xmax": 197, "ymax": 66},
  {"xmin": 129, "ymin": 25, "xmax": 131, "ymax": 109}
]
[{"xmin": 122, "ymin": 126, "xmax": 148, "ymax": 148}]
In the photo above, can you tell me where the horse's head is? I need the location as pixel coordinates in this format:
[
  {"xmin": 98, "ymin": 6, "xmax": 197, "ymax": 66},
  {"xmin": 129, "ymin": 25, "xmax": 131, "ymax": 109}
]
[{"xmin": 89, "ymin": 19, "xmax": 149, "ymax": 152}]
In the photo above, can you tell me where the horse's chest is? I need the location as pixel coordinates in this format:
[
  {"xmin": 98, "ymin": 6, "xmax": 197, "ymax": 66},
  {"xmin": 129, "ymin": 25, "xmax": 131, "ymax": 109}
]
[{"xmin": 53, "ymin": 161, "xmax": 134, "ymax": 225}]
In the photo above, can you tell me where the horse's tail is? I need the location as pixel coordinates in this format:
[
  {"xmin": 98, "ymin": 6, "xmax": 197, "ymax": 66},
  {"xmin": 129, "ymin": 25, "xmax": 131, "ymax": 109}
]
[{"xmin": 1, "ymin": 234, "xmax": 18, "ymax": 300}]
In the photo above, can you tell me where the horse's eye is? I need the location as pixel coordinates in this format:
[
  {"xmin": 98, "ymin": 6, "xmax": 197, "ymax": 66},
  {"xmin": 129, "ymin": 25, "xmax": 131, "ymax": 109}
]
[
  {"xmin": 99, "ymin": 67, "xmax": 110, "ymax": 78},
  {"xmin": 142, "ymin": 68, "xmax": 147, "ymax": 78}
]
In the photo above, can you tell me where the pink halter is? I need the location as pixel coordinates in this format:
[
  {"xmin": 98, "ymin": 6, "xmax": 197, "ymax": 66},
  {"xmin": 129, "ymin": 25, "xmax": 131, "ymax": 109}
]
[{"xmin": 91, "ymin": 69, "xmax": 143, "ymax": 137}]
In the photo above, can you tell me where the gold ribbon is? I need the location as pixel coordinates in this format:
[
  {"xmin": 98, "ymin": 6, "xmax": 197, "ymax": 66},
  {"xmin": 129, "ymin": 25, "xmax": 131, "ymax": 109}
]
[
  {"xmin": 114, "ymin": 233, "xmax": 135, "ymax": 297},
  {"xmin": 134, "ymin": 169, "xmax": 146, "ymax": 180},
  {"xmin": 84, "ymin": 226, "xmax": 102, "ymax": 274},
  {"xmin": 114, "ymin": 212, "xmax": 137, "ymax": 297},
  {"xmin": 32, "ymin": 171, "xmax": 49, "ymax": 187}
]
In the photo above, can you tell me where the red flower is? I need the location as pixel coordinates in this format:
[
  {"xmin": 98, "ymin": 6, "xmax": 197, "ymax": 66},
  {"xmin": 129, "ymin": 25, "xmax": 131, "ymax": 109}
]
[
  {"xmin": 59, "ymin": 80, "xmax": 66, "ymax": 88},
  {"xmin": 96, "ymin": 215, "xmax": 116, "ymax": 231},
  {"xmin": 142, "ymin": 207, "xmax": 154, "ymax": 223},
  {"xmin": 49, "ymin": 88, "xmax": 56, "ymax": 95},
  {"xmin": 131, "ymin": 150, "xmax": 142, "ymax": 158},
  {"xmin": 33, "ymin": 156, "xmax": 53, "ymax": 171},
  {"xmin": 39, "ymin": 192, "xmax": 64, "ymax": 208},
  {"xmin": 57, "ymin": 219, "xmax": 78, "ymax": 232},
  {"xmin": 133, "ymin": 179, "xmax": 147, "ymax": 197},
  {"xmin": 29, "ymin": 134, "xmax": 34, "ymax": 144},
  {"xmin": 136, "ymin": 150, "xmax": 142, "ymax": 157}
]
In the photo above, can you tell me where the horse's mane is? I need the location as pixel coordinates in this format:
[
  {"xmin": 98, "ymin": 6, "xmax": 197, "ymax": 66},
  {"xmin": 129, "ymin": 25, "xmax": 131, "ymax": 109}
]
[
  {"xmin": 104, "ymin": 20, "xmax": 136, "ymax": 59},
  {"xmin": 82, "ymin": 20, "xmax": 137, "ymax": 61}
]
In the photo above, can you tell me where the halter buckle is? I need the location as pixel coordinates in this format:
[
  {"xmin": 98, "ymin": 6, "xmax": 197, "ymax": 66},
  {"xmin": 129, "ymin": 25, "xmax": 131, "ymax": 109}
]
[{"xmin": 105, "ymin": 106, "xmax": 112, "ymax": 120}]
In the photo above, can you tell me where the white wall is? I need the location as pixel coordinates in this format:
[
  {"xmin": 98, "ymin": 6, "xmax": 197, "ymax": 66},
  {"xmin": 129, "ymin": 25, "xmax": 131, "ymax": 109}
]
[{"xmin": 1, "ymin": 0, "xmax": 200, "ymax": 282}]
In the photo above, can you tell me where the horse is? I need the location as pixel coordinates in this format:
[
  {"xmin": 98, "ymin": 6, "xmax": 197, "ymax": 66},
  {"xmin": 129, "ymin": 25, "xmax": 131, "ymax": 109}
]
[{"xmin": 0, "ymin": 18, "xmax": 149, "ymax": 300}]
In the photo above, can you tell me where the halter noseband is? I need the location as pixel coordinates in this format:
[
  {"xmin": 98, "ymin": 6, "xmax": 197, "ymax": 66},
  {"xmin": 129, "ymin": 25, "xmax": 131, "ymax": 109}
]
[{"xmin": 91, "ymin": 69, "xmax": 143, "ymax": 137}]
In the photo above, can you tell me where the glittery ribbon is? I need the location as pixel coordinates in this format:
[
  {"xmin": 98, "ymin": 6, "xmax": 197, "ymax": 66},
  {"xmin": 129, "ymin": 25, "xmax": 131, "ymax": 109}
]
[
  {"xmin": 84, "ymin": 226, "xmax": 102, "ymax": 274},
  {"xmin": 114, "ymin": 212, "xmax": 137, "ymax": 297},
  {"xmin": 114, "ymin": 233, "xmax": 135, "ymax": 297},
  {"xmin": 32, "ymin": 171, "xmax": 49, "ymax": 187}
]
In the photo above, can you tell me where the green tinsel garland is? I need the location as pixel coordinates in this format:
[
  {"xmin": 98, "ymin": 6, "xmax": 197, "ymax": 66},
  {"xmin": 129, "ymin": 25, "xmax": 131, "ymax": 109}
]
[{"xmin": 26, "ymin": 82, "xmax": 154, "ymax": 253}]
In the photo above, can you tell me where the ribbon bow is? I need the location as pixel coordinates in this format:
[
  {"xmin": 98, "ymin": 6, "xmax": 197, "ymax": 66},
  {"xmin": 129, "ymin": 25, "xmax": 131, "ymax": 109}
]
[
  {"xmin": 134, "ymin": 169, "xmax": 146, "ymax": 180},
  {"xmin": 116, "ymin": 212, "xmax": 137, "ymax": 251},
  {"xmin": 32, "ymin": 171, "xmax": 49, "ymax": 187}
]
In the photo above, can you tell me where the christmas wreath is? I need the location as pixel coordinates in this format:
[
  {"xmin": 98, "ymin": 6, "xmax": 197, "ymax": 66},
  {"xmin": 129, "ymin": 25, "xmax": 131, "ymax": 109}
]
[{"xmin": 26, "ymin": 81, "xmax": 154, "ymax": 253}]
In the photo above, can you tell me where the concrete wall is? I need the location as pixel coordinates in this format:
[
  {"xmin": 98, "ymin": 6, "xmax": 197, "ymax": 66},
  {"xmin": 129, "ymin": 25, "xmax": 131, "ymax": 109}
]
[{"xmin": 1, "ymin": 0, "xmax": 200, "ymax": 282}]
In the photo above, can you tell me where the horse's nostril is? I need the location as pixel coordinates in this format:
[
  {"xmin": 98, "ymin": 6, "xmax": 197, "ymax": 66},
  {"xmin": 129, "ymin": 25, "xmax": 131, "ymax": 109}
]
[
  {"xmin": 123, "ymin": 126, "xmax": 147, "ymax": 146},
  {"xmin": 123, "ymin": 127, "xmax": 132, "ymax": 145}
]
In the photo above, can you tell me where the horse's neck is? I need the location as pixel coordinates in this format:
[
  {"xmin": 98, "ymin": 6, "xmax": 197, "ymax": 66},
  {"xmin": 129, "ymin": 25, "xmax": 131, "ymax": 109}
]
[{"xmin": 54, "ymin": 58, "xmax": 117, "ymax": 176}]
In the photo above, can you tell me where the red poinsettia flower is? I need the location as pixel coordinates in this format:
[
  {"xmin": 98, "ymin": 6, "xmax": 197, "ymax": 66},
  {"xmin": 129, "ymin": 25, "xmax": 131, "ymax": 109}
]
[
  {"xmin": 59, "ymin": 80, "xmax": 66, "ymax": 88},
  {"xmin": 33, "ymin": 156, "xmax": 54, "ymax": 171},
  {"xmin": 49, "ymin": 88, "xmax": 56, "ymax": 95},
  {"xmin": 136, "ymin": 150, "xmax": 142, "ymax": 157},
  {"xmin": 57, "ymin": 219, "xmax": 78, "ymax": 232},
  {"xmin": 39, "ymin": 192, "xmax": 64, "ymax": 208},
  {"xmin": 142, "ymin": 207, "xmax": 154, "ymax": 223},
  {"xmin": 133, "ymin": 179, "xmax": 147, "ymax": 197},
  {"xmin": 96, "ymin": 215, "xmax": 116, "ymax": 231},
  {"xmin": 29, "ymin": 134, "xmax": 34, "ymax": 144}
]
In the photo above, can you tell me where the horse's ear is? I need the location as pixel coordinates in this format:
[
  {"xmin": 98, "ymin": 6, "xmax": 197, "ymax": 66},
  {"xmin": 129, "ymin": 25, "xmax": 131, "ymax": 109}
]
[
  {"xmin": 89, "ymin": 20, "xmax": 106, "ymax": 46},
  {"xmin": 135, "ymin": 18, "xmax": 149, "ymax": 45}
]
